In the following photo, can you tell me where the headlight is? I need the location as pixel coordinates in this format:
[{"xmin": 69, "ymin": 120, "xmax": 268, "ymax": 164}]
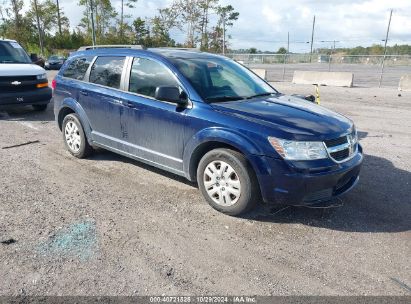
[
  {"xmin": 268, "ymin": 137, "xmax": 328, "ymax": 160},
  {"xmin": 351, "ymin": 126, "xmax": 358, "ymax": 144},
  {"xmin": 37, "ymin": 73, "xmax": 47, "ymax": 80}
]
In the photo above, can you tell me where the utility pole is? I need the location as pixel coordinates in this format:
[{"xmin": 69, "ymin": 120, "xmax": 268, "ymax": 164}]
[
  {"xmin": 89, "ymin": 0, "xmax": 96, "ymax": 46},
  {"xmin": 56, "ymin": 0, "xmax": 62, "ymax": 35},
  {"xmin": 379, "ymin": 9, "xmax": 393, "ymax": 88},
  {"xmin": 309, "ymin": 15, "xmax": 315, "ymax": 63},
  {"xmin": 222, "ymin": 12, "xmax": 226, "ymax": 55},
  {"xmin": 33, "ymin": 0, "xmax": 44, "ymax": 55},
  {"xmin": 282, "ymin": 31, "xmax": 289, "ymax": 81}
]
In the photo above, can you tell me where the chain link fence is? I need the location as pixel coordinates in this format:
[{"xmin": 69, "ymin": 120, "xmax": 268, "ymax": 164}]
[{"xmin": 226, "ymin": 53, "xmax": 411, "ymax": 88}]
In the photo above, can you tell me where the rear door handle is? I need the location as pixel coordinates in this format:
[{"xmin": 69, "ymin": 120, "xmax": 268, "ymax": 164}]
[
  {"xmin": 123, "ymin": 101, "xmax": 136, "ymax": 108},
  {"xmin": 80, "ymin": 90, "xmax": 88, "ymax": 96}
]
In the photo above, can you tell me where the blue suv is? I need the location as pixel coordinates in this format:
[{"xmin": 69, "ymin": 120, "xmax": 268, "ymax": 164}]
[{"xmin": 53, "ymin": 46, "xmax": 363, "ymax": 215}]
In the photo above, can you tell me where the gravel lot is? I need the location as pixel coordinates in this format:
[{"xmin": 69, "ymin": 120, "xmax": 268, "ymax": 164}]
[{"xmin": 0, "ymin": 71, "xmax": 410, "ymax": 296}]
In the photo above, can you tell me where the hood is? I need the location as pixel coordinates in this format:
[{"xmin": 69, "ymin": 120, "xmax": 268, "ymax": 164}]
[
  {"xmin": 0, "ymin": 63, "xmax": 45, "ymax": 76},
  {"xmin": 211, "ymin": 94, "xmax": 353, "ymax": 141}
]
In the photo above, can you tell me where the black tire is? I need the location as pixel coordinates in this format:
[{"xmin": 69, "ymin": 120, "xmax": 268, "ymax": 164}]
[
  {"xmin": 32, "ymin": 104, "xmax": 48, "ymax": 111},
  {"xmin": 62, "ymin": 113, "xmax": 93, "ymax": 158},
  {"xmin": 197, "ymin": 148, "xmax": 260, "ymax": 216}
]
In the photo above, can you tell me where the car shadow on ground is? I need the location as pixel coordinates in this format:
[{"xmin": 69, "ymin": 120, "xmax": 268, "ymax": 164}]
[
  {"xmin": 88, "ymin": 148, "xmax": 197, "ymax": 188},
  {"xmin": 90, "ymin": 144, "xmax": 410, "ymax": 234},
  {"xmin": 246, "ymin": 152, "xmax": 411, "ymax": 233},
  {"xmin": 0, "ymin": 101, "xmax": 55, "ymax": 123}
]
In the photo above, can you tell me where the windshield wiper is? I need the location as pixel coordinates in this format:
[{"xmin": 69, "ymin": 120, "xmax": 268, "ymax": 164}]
[
  {"xmin": 206, "ymin": 96, "xmax": 245, "ymax": 102},
  {"xmin": 246, "ymin": 92, "xmax": 276, "ymax": 99}
]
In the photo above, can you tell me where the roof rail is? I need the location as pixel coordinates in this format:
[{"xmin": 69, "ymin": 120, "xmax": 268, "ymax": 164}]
[
  {"xmin": 157, "ymin": 47, "xmax": 201, "ymax": 52},
  {"xmin": 78, "ymin": 45, "xmax": 145, "ymax": 51}
]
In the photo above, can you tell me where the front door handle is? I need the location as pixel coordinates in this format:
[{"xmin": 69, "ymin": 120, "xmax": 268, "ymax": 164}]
[{"xmin": 80, "ymin": 90, "xmax": 88, "ymax": 96}]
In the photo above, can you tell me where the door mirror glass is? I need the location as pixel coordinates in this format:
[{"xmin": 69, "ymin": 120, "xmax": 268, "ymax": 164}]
[{"xmin": 155, "ymin": 86, "xmax": 187, "ymax": 105}]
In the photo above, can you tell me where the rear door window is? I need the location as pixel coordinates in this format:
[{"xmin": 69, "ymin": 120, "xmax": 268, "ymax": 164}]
[
  {"xmin": 129, "ymin": 57, "xmax": 179, "ymax": 98},
  {"xmin": 62, "ymin": 56, "xmax": 94, "ymax": 80},
  {"xmin": 89, "ymin": 56, "xmax": 125, "ymax": 89}
]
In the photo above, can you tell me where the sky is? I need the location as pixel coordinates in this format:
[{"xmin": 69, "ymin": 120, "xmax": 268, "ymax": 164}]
[{"xmin": 24, "ymin": 0, "xmax": 411, "ymax": 52}]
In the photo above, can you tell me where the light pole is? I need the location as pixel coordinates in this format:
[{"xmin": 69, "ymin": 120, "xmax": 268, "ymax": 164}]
[
  {"xmin": 309, "ymin": 15, "xmax": 316, "ymax": 63},
  {"xmin": 89, "ymin": 0, "xmax": 96, "ymax": 46},
  {"xmin": 33, "ymin": 0, "xmax": 44, "ymax": 55},
  {"xmin": 379, "ymin": 9, "xmax": 393, "ymax": 88}
]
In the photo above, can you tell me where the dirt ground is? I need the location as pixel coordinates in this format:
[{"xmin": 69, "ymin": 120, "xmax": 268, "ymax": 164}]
[{"xmin": 0, "ymin": 74, "xmax": 410, "ymax": 296}]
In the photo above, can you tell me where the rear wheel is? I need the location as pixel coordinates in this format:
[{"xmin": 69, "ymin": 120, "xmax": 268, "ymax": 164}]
[
  {"xmin": 32, "ymin": 104, "xmax": 48, "ymax": 111},
  {"xmin": 197, "ymin": 148, "xmax": 259, "ymax": 216},
  {"xmin": 62, "ymin": 113, "xmax": 93, "ymax": 158}
]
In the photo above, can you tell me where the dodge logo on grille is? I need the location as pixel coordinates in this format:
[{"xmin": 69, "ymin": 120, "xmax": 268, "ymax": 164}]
[{"xmin": 11, "ymin": 81, "xmax": 22, "ymax": 86}]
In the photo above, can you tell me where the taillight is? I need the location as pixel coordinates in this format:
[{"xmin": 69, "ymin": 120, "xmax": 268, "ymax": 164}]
[{"xmin": 51, "ymin": 79, "xmax": 56, "ymax": 90}]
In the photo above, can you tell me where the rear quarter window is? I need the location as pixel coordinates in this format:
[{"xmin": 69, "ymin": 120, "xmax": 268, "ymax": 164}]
[{"xmin": 62, "ymin": 56, "xmax": 94, "ymax": 80}]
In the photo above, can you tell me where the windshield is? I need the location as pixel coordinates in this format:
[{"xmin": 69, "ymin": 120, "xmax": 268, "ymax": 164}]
[
  {"xmin": 170, "ymin": 57, "xmax": 277, "ymax": 102},
  {"xmin": 0, "ymin": 41, "xmax": 31, "ymax": 64}
]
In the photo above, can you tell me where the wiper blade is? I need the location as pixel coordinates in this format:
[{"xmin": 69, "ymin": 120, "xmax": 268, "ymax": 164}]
[
  {"xmin": 206, "ymin": 96, "xmax": 245, "ymax": 102},
  {"xmin": 246, "ymin": 92, "xmax": 276, "ymax": 99}
]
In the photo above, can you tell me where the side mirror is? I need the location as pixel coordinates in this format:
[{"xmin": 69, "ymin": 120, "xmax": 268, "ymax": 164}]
[
  {"xmin": 30, "ymin": 53, "xmax": 38, "ymax": 62},
  {"xmin": 155, "ymin": 86, "xmax": 187, "ymax": 106}
]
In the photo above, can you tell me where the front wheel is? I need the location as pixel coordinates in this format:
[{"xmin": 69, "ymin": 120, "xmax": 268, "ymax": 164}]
[
  {"xmin": 62, "ymin": 113, "xmax": 93, "ymax": 158},
  {"xmin": 197, "ymin": 148, "xmax": 260, "ymax": 216}
]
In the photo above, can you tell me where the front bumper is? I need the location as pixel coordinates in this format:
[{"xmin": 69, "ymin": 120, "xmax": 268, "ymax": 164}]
[
  {"xmin": 0, "ymin": 87, "xmax": 52, "ymax": 108},
  {"xmin": 254, "ymin": 145, "xmax": 363, "ymax": 206}
]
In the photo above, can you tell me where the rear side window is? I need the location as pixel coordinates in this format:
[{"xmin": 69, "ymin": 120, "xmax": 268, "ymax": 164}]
[
  {"xmin": 129, "ymin": 57, "xmax": 178, "ymax": 98},
  {"xmin": 89, "ymin": 56, "xmax": 125, "ymax": 89},
  {"xmin": 63, "ymin": 57, "xmax": 93, "ymax": 80}
]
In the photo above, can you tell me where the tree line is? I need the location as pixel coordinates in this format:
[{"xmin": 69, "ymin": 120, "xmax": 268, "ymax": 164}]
[{"xmin": 0, "ymin": 0, "xmax": 239, "ymax": 56}]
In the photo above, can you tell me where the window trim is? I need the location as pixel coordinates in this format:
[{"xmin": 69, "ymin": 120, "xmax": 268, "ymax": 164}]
[
  {"xmin": 61, "ymin": 56, "xmax": 96, "ymax": 81},
  {"xmin": 124, "ymin": 56, "xmax": 192, "ymax": 108},
  {"xmin": 87, "ymin": 55, "xmax": 128, "ymax": 90}
]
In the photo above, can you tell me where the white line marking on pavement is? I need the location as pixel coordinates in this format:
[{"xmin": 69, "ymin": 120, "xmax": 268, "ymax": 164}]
[{"xmin": 19, "ymin": 121, "xmax": 39, "ymax": 130}]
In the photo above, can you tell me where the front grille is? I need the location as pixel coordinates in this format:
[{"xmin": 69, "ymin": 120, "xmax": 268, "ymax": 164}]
[
  {"xmin": 324, "ymin": 136, "xmax": 348, "ymax": 148},
  {"xmin": 324, "ymin": 133, "xmax": 357, "ymax": 163},
  {"xmin": 330, "ymin": 148, "xmax": 350, "ymax": 161},
  {"xmin": 0, "ymin": 76, "xmax": 37, "ymax": 82},
  {"xmin": 0, "ymin": 76, "xmax": 38, "ymax": 93}
]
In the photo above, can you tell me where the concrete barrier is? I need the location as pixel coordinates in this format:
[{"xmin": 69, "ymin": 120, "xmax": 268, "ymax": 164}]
[
  {"xmin": 399, "ymin": 74, "xmax": 411, "ymax": 91},
  {"xmin": 251, "ymin": 69, "xmax": 267, "ymax": 80},
  {"xmin": 292, "ymin": 71, "xmax": 354, "ymax": 87}
]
